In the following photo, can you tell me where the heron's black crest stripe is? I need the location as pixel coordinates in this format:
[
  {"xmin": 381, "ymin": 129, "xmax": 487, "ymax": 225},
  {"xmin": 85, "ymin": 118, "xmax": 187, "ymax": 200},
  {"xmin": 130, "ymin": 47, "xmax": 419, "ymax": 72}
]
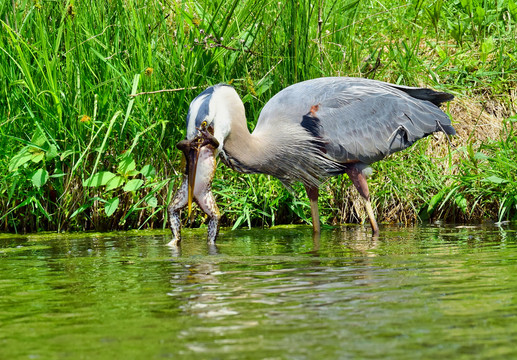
[
  {"xmin": 194, "ymin": 87, "xmax": 215, "ymax": 128},
  {"xmin": 195, "ymin": 100, "xmax": 210, "ymax": 128},
  {"xmin": 198, "ymin": 86, "xmax": 216, "ymax": 97},
  {"xmin": 187, "ymin": 84, "xmax": 236, "ymax": 130},
  {"xmin": 186, "ymin": 86, "xmax": 216, "ymax": 131}
]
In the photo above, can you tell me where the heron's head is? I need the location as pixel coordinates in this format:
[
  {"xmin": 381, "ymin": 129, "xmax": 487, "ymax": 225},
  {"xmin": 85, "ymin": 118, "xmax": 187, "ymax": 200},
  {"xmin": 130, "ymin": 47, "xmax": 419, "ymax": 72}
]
[
  {"xmin": 186, "ymin": 84, "xmax": 243, "ymax": 150},
  {"xmin": 178, "ymin": 84, "xmax": 244, "ymax": 215}
]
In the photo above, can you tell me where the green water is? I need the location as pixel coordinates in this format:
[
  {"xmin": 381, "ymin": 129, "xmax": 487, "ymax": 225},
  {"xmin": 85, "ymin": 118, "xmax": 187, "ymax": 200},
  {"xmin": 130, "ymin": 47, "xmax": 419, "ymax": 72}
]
[{"xmin": 1, "ymin": 224, "xmax": 517, "ymax": 359}]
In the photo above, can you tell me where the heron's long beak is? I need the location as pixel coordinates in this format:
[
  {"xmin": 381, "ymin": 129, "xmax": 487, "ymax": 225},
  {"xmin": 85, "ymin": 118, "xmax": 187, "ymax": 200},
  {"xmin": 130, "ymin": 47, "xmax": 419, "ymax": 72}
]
[
  {"xmin": 186, "ymin": 144, "xmax": 199, "ymax": 216},
  {"xmin": 176, "ymin": 139, "xmax": 200, "ymax": 217}
]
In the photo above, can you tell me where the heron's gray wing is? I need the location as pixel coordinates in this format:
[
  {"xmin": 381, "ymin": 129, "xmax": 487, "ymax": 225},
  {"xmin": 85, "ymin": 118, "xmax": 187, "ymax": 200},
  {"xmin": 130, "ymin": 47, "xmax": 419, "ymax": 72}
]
[
  {"xmin": 315, "ymin": 87, "xmax": 453, "ymax": 164},
  {"xmin": 256, "ymin": 77, "xmax": 454, "ymax": 165}
]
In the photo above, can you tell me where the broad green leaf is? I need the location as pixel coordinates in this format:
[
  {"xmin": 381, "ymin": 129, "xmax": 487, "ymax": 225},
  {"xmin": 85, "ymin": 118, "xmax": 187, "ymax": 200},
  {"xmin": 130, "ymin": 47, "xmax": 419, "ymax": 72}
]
[
  {"xmin": 105, "ymin": 176, "xmax": 125, "ymax": 191},
  {"xmin": 105, "ymin": 197, "xmax": 120, "ymax": 217},
  {"xmin": 460, "ymin": 0, "xmax": 473, "ymax": 11},
  {"xmin": 474, "ymin": 152, "xmax": 489, "ymax": 160},
  {"xmin": 427, "ymin": 189, "xmax": 446, "ymax": 213},
  {"xmin": 31, "ymin": 168, "xmax": 49, "ymax": 188},
  {"xmin": 483, "ymin": 175, "xmax": 508, "ymax": 184},
  {"xmin": 9, "ymin": 148, "xmax": 32, "ymax": 172},
  {"xmin": 434, "ymin": 45, "xmax": 447, "ymax": 61},
  {"xmin": 481, "ymin": 37, "xmax": 494, "ymax": 63},
  {"xmin": 475, "ymin": 6, "xmax": 485, "ymax": 24},
  {"xmin": 45, "ymin": 144, "xmax": 58, "ymax": 160},
  {"xmin": 454, "ymin": 194, "xmax": 468, "ymax": 213},
  {"xmin": 118, "ymin": 155, "xmax": 136, "ymax": 176},
  {"xmin": 123, "ymin": 179, "xmax": 144, "ymax": 192},
  {"xmin": 83, "ymin": 171, "xmax": 116, "ymax": 187},
  {"xmin": 31, "ymin": 128, "xmax": 47, "ymax": 147},
  {"xmin": 146, "ymin": 196, "xmax": 158, "ymax": 208},
  {"xmin": 31, "ymin": 151, "xmax": 45, "ymax": 163},
  {"xmin": 140, "ymin": 164, "xmax": 156, "ymax": 179},
  {"xmin": 481, "ymin": 37, "xmax": 494, "ymax": 54}
]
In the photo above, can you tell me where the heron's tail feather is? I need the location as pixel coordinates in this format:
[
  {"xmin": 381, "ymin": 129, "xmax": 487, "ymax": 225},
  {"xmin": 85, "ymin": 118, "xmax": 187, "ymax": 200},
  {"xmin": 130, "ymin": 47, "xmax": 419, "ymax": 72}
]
[{"xmin": 391, "ymin": 86, "xmax": 454, "ymax": 107}]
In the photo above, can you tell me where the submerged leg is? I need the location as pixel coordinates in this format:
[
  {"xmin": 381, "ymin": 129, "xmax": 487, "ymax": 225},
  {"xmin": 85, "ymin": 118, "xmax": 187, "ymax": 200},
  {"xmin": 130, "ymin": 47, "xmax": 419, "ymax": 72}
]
[
  {"xmin": 304, "ymin": 184, "xmax": 321, "ymax": 234},
  {"xmin": 195, "ymin": 188, "xmax": 220, "ymax": 245},
  {"xmin": 167, "ymin": 175, "xmax": 188, "ymax": 246},
  {"xmin": 345, "ymin": 166, "xmax": 379, "ymax": 236}
]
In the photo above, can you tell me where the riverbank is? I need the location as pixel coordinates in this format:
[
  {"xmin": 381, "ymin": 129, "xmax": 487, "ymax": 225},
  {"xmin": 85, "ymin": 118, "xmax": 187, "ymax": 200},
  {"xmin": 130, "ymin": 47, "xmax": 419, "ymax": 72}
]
[{"xmin": 1, "ymin": 0, "xmax": 516, "ymax": 232}]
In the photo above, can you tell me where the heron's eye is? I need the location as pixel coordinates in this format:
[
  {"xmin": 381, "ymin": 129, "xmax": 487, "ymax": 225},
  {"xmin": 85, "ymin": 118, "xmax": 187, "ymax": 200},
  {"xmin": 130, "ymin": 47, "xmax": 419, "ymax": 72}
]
[{"xmin": 201, "ymin": 120, "xmax": 207, "ymax": 128}]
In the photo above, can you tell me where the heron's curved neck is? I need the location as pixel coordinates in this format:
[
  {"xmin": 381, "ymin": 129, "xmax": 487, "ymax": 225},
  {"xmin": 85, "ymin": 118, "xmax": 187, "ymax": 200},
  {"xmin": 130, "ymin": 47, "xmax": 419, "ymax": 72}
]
[{"xmin": 222, "ymin": 115, "xmax": 270, "ymax": 174}]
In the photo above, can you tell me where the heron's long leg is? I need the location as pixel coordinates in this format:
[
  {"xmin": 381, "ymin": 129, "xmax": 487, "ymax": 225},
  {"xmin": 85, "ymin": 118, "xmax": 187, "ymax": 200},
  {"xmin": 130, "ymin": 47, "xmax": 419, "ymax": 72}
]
[
  {"xmin": 167, "ymin": 175, "xmax": 188, "ymax": 246},
  {"xmin": 363, "ymin": 200, "xmax": 379, "ymax": 235},
  {"xmin": 304, "ymin": 184, "xmax": 321, "ymax": 234},
  {"xmin": 345, "ymin": 167, "xmax": 379, "ymax": 235},
  {"xmin": 195, "ymin": 188, "xmax": 220, "ymax": 244}
]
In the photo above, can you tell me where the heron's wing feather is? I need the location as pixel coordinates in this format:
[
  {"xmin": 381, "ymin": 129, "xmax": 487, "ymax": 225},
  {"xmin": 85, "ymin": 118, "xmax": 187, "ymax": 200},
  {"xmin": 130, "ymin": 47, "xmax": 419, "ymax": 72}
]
[
  {"xmin": 255, "ymin": 77, "xmax": 454, "ymax": 165},
  {"xmin": 315, "ymin": 89, "xmax": 453, "ymax": 164}
]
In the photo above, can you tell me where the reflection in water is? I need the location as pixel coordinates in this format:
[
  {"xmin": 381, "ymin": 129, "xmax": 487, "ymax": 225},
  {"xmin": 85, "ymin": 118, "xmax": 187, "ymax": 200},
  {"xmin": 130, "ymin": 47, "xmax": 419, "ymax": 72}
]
[
  {"xmin": 1, "ymin": 225, "xmax": 517, "ymax": 359},
  {"xmin": 167, "ymin": 240, "xmax": 219, "ymax": 258},
  {"xmin": 168, "ymin": 227, "xmax": 385, "ymax": 324},
  {"xmin": 174, "ymin": 261, "xmax": 238, "ymax": 319}
]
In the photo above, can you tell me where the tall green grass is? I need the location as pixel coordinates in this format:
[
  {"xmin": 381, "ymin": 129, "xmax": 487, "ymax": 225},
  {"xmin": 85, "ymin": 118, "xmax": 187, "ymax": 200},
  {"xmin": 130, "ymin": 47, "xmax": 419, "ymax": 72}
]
[
  {"xmin": 1, "ymin": 0, "xmax": 516, "ymax": 233},
  {"xmin": 431, "ymin": 117, "xmax": 517, "ymax": 223}
]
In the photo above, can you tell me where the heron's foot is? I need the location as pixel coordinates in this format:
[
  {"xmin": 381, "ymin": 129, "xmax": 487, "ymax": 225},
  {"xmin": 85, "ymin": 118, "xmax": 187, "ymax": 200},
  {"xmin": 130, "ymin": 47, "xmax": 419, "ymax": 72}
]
[
  {"xmin": 371, "ymin": 227, "xmax": 380, "ymax": 239},
  {"xmin": 168, "ymin": 204, "xmax": 184, "ymax": 246},
  {"xmin": 167, "ymin": 237, "xmax": 181, "ymax": 247},
  {"xmin": 168, "ymin": 226, "xmax": 182, "ymax": 246}
]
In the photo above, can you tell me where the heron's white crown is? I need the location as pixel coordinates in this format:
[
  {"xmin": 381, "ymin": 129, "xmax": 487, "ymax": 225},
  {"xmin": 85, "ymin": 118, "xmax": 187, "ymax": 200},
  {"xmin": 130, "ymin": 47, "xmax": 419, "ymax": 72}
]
[{"xmin": 186, "ymin": 84, "xmax": 243, "ymax": 154}]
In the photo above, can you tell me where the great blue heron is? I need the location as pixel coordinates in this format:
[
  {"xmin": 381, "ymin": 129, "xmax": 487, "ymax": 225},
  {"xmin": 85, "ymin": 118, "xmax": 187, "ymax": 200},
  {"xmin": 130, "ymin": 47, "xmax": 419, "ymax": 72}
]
[{"xmin": 168, "ymin": 77, "xmax": 455, "ymax": 245}]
